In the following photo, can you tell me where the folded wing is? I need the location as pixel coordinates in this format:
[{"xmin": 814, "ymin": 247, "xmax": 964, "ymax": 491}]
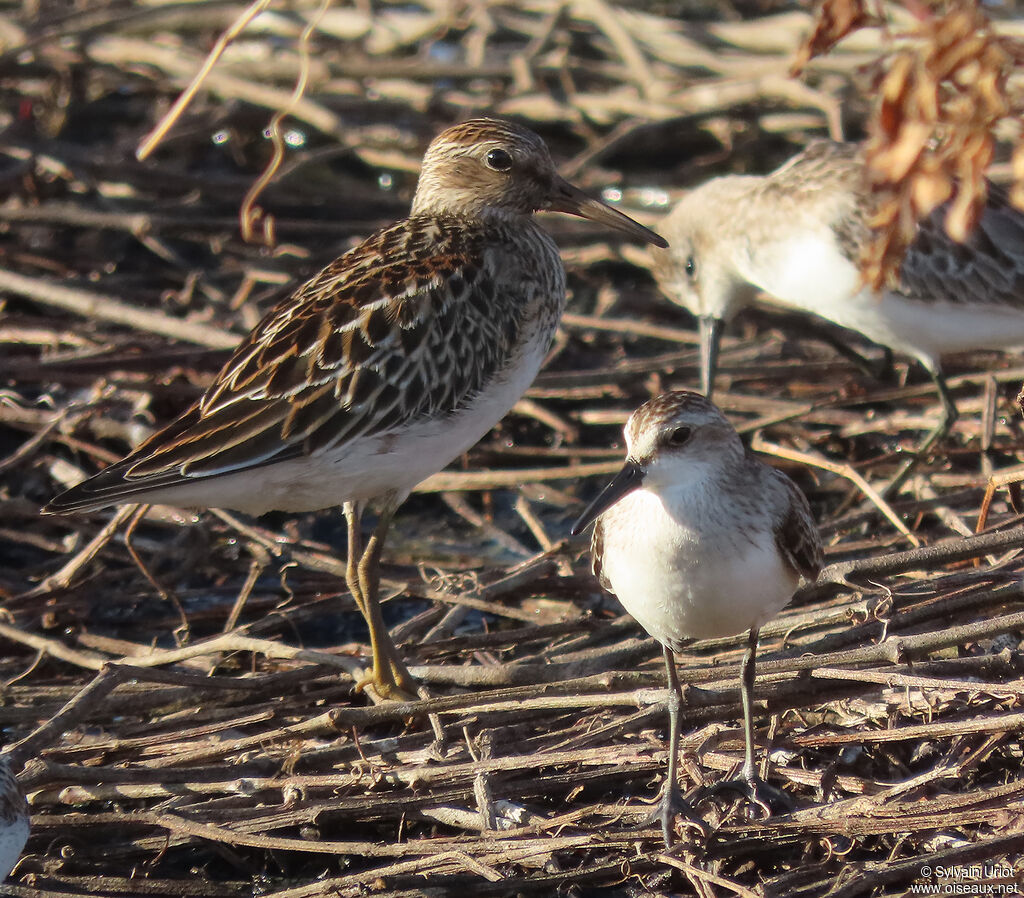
[{"xmin": 48, "ymin": 219, "xmax": 517, "ymax": 513}]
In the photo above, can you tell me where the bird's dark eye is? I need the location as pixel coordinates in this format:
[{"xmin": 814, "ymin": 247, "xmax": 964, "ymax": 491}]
[
  {"xmin": 684, "ymin": 256, "xmax": 696, "ymax": 278},
  {"xmin": 485, "ymin": 148, "xmax": 513, "ymax": 172},
  {"xmin": 667, "ymin": 426, "xmax": 692, "ymax": 447}
]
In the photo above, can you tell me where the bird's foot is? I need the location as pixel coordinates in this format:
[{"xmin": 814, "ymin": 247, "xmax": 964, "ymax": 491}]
[
  {"xmin": 632, "ymin": 780, "xmax": 707, "ymax": 848},
  {"xmin": 694, "ymin": 774, "xmax": 792, "ymax": 820},
  {"xmin": 354, "ymin": 655, "xmax": 418, "ymax": 702}
]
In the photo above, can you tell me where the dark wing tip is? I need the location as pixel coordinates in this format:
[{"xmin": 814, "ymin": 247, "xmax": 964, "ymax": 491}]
[
  {"xmin": 44, "ymin": 455, "xmax": 187, "ymax": 515},
  {"xmin": 775, "ymin": 475, "xmax": 823, "ymax": 583},
  {"xmin": 45, "ymin": 490, "xmax": 102, "ymax": 516},
  {"xmin": 44, "ymin": 465, "xmax": 132, "ymax": 515}
]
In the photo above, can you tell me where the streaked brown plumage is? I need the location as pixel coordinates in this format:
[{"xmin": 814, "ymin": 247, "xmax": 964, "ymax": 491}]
[
  {"xmin": 48, "ymin": 118, "xmax": 666, "ymax": 699},
  {"xmin": 58, "ymin": 219, "xmax": 545, "ymax": 504}
]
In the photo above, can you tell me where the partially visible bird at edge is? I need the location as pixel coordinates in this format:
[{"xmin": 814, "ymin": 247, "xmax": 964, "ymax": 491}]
[
  {"xmin": 572, "ymin": 391, "xmax": 823, "ymax": 847},
  {"xmin": 0, "ymin": 754, "xmax": 28, "ymax": 883},
  {"xmin": 46, "ymin": 118, "xmax": 668, "ymax": 700},
  {"xmin": 651, "ymin": 139, "xmax": 1024, "ymax": 494}
]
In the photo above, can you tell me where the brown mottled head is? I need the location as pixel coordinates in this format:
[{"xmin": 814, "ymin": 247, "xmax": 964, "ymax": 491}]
[
  {"xmin": 412, "ymin": 118, "xmax": 667, "ymax": 246},
  {"xmin": 624, "ymin": 390, "xmax": 742, "ymax": 470},
  {"xmin": 571, "ymin": 390, "xmax": 742, "ymax": 534}
]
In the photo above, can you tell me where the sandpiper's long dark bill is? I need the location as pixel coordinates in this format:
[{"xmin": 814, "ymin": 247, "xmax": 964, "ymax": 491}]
[
  {"xmin": 547, "ymin": 178, "xmax": 667, "ymax": 246},
  {"xmin": 651, "ymin": 139, "xmax": 1024, "ymax": 488},
  {"xmin": 574, "ymin": 391, "xmax": 822, "ymax": 846},
  {"xmin": 46, "ymin": 117, "xmax": 666, "ymax": 700}
]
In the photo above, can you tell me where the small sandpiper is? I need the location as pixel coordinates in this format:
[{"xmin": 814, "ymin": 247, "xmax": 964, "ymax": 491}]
[
  {"xmin": 0, "ymin": 756, "xmax": 28, "ymax": 882},
  {"xmin": 651, "ymin": 139, "xmax": 1024, "ymax": 490},
  {"xmin": 47, "ymin": 118, "xmax": 666, "ymax": 700},
  {"xmin": 571, "ymin": 391, "xmax": 822, "ymax": 846}
]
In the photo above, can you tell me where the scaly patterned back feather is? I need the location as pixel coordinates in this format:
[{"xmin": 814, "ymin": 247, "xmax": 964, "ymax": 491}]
[{"xmin": 48, "ymin": 215, "xmax": 562, "ymax": 511}]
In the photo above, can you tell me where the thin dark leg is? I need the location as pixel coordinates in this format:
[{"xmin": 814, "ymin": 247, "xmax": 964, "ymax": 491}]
[
  {"xmin": 927, "ymin": 366, "xmax": 959, "ymax": 454},
  {"xmin": 123, "ymin": 503, "xmax": 190, "ymax": 639},
  {"xmin": 818, "ymin": 329, "xmax": 891, "ymax": 380},
  {"xmin": 878, "ymin": 347, "xmax": 896, "ymax": 381},
  {"xmin": 883, "ymin": 363, "xmax": 958, "ymax": 498},
  {"xmin": 739, "ymin": 627, "xmax": 760, "ymax": 785},
  {"xmin": 760, "ymin": 311, "xmax": 892, "ymax": 380},
  {"xmin": 740, "ymin": 627, "xmax": 790, "ymax": 812},
  {"xmin": 660, "ymin": 645, "xmax": 684, "ymax": 847},
  {"xmin": 632, "ymin": 646, "xmax": 705, "ymax": 845},
  {"xmin": 694, "ymin": 627, "xmax": 791, "ymax": 817}
]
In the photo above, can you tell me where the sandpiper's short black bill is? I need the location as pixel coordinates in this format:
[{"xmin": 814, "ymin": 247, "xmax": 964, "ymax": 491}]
[
  {"xmin": 570, "ymin": 460, "xmax": 645, "ymax": 535},
  {"xmin": 699, "ymin": 315, "xmax": 723, "ymax": 399}
]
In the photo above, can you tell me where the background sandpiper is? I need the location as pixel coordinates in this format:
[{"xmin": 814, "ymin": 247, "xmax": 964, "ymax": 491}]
[
  {"xmin": 0, "ymin": 756, "xmax": 28, "ymax": 883},
  {"xmin": 46, "ymin": 118, "xmax": 666, "ymax": 700},
  {"xmin": 651, "ymin": 139, "xmax": 1024, "ymax": 490},
  {"xmin": 572, "ymin": 391, "xmax": 822, "ymax": 846}
]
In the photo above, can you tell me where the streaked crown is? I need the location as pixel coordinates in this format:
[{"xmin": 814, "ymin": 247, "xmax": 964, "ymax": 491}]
[
  {"xmin": 411, "ymin": 118, "xmax": 560, "ymax": 218},
  {"xmin": 625, "ymin": 390, "xmax": 742, "ymax": 465}
]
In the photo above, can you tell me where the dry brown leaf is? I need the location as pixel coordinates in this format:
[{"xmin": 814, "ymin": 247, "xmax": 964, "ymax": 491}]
[
  {"xmin": 910, "ymin": 171, "xmax": 952, "ymax": 211},
  {"xmin": 790, "ymin": 0, "xmax": 871, "ymax": 76},
  {"xmin": 1012, "ymin": 141, "xmax": 1024, "ymax": 211},
  {"xmin": 857, "ymin": 0, "xmax": 1018, "ymax": 289}
]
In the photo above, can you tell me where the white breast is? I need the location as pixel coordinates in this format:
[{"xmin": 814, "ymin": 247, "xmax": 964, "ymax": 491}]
[
  {"xmin": 598, "ymin": 488, "xmax": 797, "ymax": 646},
  {"xmin": 741, "ymin": 231, "xmax": 1024, "ymax": 367},
  {"xmin": 851, "ymin": 292, "xmax": 1024, "ymax": 367},
  {"xmin": 744, "ymin": 232, "xmax": 862, "ymax": 312}
]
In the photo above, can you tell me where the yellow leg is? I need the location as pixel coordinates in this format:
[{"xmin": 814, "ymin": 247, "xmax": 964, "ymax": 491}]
[
  {"xmin": 343, "ymin": 502, "xmax": 368, "ymax": 618},
  {"xmin": 343, "ymin": 498, "xmax": 417, "ymax": 701}
]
